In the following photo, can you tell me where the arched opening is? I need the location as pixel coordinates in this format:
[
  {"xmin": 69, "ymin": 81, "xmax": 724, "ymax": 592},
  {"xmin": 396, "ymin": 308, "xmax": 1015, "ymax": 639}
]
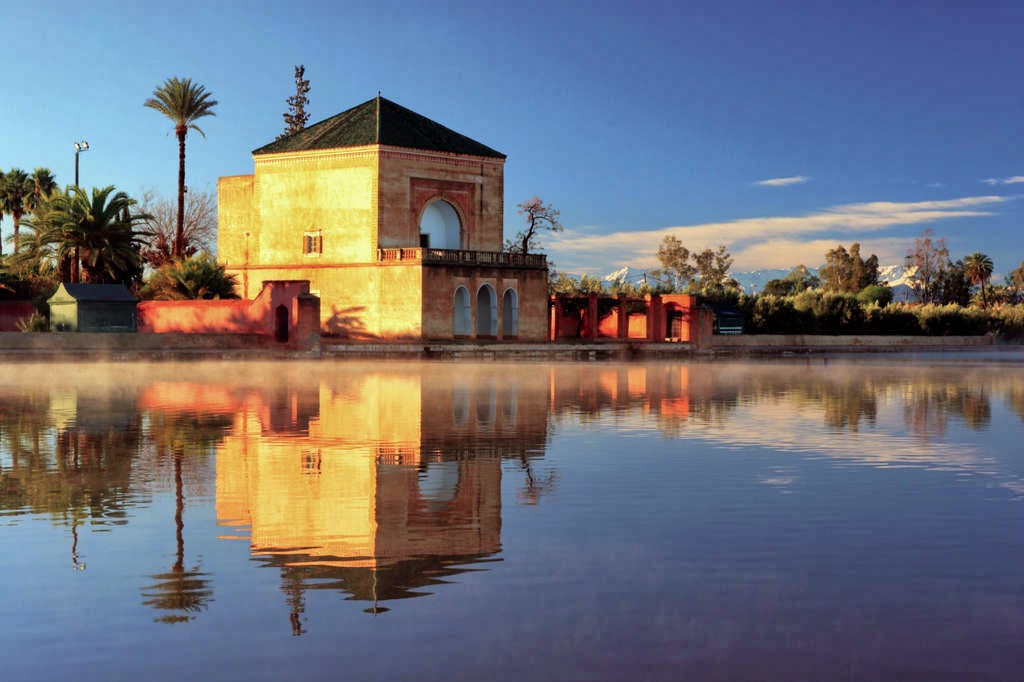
[
  {"xmin": 476, "ymin": 284, "xmax": 497, "ymax": 337},
  {"xmin": 502, "ymin": 288, "xmax": 519, "ymax": 338},
  {"xmin": 274, "ymin": 304, "xmax": 289, "ymax": 342},
  {"xmin": 453, "ymin": 286, "xmax": 471, "ymax": 337},
  {"xmin": 416, "ymin": 461, "xmax": 461, "ymax": 512},
  {"xmin": 419, "ymin": 200, "xmax": 461, "ymax": 250}
]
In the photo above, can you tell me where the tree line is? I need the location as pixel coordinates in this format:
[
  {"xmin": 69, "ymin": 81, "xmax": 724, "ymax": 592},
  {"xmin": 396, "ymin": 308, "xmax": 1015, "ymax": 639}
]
[
  {"xmin": 0, "ymin": 75, "xmax": 239, "ymax": 312},
  {"xmin": 547, "ymin": 227, "xmax": 1024, "ymax": 309}
]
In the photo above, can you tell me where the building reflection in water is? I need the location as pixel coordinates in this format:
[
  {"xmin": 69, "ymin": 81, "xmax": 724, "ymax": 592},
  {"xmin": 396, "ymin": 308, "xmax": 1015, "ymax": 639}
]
[
  {"xmin": 213, "ymin": 367, "xmax": 550, "ymax": 631},
  {"xmin": 2, "ymin": 360, "xmax": 1023, "ymax": 630}
]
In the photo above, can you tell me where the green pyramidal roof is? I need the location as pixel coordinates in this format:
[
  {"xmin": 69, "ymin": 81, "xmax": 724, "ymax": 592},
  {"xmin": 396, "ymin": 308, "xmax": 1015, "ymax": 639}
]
[{"xmin": 253, "ymin": 96, "xmax": 505, "ymax": 159}]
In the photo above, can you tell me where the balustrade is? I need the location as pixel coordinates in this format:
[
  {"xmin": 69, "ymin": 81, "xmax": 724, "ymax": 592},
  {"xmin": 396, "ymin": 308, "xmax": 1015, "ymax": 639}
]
[{"xmin": 377, "ymin": 247, "xmax": 546, "ymax": 268}]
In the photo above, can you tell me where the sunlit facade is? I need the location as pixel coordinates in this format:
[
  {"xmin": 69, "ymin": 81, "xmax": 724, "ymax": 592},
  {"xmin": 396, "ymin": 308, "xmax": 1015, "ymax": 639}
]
[{"xmin": 218, "ymin": 96, "xmax": 549, "ymax": 341}]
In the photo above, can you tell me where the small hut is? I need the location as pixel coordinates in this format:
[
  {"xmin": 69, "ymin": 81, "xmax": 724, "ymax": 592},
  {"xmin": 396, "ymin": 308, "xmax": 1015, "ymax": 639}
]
[{"xmin": 47, "ymin": 283, "xmax": 138, "ymax": 332}]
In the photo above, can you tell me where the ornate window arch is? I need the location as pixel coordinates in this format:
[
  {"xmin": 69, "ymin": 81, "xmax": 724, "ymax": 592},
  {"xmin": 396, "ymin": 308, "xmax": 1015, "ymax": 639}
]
[{"xmin": 419, "ymin": 199, "xmax": 462, "ymax": 250}]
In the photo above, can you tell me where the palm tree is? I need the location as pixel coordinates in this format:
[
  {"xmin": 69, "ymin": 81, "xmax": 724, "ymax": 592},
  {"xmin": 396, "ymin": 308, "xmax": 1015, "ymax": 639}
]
[
  {"xmin": 26, "ymin": 186, "xmax": 148, "ymax": 284},
  {"xmin": 144, "ymin": 77, "xmax": 218, "ymax": 260},
  {"xmin": 963, "ymin": 252, "xmax": 994, "ymax": 308},
  {"xmin": 0, "ymin": 168, "xmax": 34, "ymax": 253},
  {"xmin": 28, "ymin": 168, "xmax": 56, "ymax": 212}
]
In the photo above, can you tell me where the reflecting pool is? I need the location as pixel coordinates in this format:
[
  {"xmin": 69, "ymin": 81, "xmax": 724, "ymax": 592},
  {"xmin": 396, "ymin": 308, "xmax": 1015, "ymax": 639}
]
[{"xmin": 2, "ymin": 356, "xmax": 1023, "ymax": 681}]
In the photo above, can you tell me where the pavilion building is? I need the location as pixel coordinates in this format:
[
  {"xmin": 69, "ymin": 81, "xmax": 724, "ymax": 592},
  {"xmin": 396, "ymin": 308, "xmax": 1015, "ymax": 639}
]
[{"xmin": 218, "ymin": 96, "xmax": 549, "ymax": 341}]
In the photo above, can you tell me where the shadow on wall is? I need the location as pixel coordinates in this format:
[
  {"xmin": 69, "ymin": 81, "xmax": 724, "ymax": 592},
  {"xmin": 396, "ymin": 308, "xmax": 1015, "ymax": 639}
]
[{"xmin": 324, "ymin": 305, "xmax": 370, "ymax": 339}]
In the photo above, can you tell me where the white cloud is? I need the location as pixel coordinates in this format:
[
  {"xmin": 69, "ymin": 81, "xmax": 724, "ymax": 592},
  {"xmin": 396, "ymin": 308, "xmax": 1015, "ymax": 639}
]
[
  {"xmin": 754, "ymin": 175, "xmax": 811, "ymax": 187},
  {"xmin": 547, "ymin": 195, "xmax": 1010, "ymax": 273},
  {"xmin": 981, "ymin": 176, "xmax": 1024, "ymax": 186}
]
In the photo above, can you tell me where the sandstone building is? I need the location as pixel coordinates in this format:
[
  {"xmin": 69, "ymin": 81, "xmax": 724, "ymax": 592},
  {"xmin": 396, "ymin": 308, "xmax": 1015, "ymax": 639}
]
[{"xmin": 218, "ymin": 96, "xmax": 548, "ymax": 340}]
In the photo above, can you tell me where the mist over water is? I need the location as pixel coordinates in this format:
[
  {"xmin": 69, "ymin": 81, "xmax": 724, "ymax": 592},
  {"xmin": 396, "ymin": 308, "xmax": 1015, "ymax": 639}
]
[{"xmin": 2, "ymin": 357, "xmax": 1023, "ymax": 681}]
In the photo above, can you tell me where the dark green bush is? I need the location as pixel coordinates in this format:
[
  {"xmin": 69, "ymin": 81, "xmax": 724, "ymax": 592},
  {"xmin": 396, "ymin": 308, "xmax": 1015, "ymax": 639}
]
[
  {"xmin": 744, "ymin": 295, "xmax": 811, "ymax": 334},
  {"xmin": 792, "ymin": 291, "xmax": 865, "ymax": 334},
  {"xmin": 863, "ymin": 303, "xmax": 921, "ymax": 335},
  {"xmin": 916, "ymin": 304, "xmax": 988, "ymax": 336},
  {"xmin": 857, "ymin": 284, "xmax": 893, "ymax": 306}
]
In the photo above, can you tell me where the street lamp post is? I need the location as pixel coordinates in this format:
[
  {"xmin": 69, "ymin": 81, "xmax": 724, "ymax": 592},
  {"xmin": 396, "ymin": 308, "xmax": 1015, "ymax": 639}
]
[{"xmin": 73, "ymin": 141, "xmax": 89, "ymax": 187}]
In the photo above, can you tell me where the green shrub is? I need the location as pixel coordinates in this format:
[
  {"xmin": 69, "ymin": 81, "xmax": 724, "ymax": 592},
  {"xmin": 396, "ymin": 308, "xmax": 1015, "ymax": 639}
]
[
  {"xmin": 916, "ymin": 304, "xmax": 988, "ymax": 336},
  {"xmin": 792, "ymin": 291, "xmax": 864, "ymax": 334},
  {"xmin": 16, "ymin": 312, "xmax": 49, "ymax": 332},
  {"xmin": 745, "ymin": 295, "xmax": 811, "ymax": 334},
  {"xmin": 862, "ymin": 303, "xmax": 921, "ymax": 335},
  {"xmin": 142, "ymin": 254, "xmax": 239, "ymax": 300},
  {"xmin": 986, "ymin": 304, "xmax": 1024, "ymax": 339},
  {"xmin": 857, "ymin": 284, "xmax": 893, "ymax": 306}
]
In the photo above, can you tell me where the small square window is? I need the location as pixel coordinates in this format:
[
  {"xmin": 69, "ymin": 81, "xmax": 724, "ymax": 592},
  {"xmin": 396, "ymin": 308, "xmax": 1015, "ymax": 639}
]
[{"xmin": 303, "ymin": 231, "xmax": 323, "ymax": 255}]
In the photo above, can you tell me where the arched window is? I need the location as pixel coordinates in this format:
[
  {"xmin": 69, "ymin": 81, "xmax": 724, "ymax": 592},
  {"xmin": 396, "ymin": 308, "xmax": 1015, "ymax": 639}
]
[
  {"xmin": 476, "ymin": 284, "xmax": 497, "ymax": 337},
  {"xmin": 453, "ymin": 286, "xmax": 471, "ymax": 337},
  {"xmin": 502, "ymin": 288, "xmax": 519, "ymax": 338},
  {"xmin": 419, "ymin": 200, "xmax": 461, "ymax": 250}
]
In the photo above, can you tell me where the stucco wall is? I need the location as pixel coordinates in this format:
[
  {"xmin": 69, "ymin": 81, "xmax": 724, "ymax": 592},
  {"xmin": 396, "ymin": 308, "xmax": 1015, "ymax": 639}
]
[
  {"xmin": 378, "ymin": 148, "xmax": 504, "ymax": 251},
  {"xmin": 422, "ymin": 266, "xmax": 547, "ymax": 341},
  {"xmin": 138, "ymin": 281, "xmax": 313, "ymax": 341},
  {"xmin": 217, "ymin": 175, "xmax": 255, "ymax": 269},
  {"xmin": 226, "ymin": 264, "xmax": 421, "ymax": 339},
  {"xmin": 240, "ymin": 147, "xmax": 381, "ymax": 266}
]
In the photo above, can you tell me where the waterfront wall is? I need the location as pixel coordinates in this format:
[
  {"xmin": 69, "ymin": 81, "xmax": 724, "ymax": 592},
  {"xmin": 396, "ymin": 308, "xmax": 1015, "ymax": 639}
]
[
  {"xmin": 137, "ymin": 280, "xmax": 318, "ymax": 349},
  {"xmin": 710, "ymin": 334, "xmax": 996, "ymax": 353}
]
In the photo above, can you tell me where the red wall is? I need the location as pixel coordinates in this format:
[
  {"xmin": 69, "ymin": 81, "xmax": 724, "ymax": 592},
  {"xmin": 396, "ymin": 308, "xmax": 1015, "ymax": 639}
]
[
  {"xmin": 137, "ymin": 280, "xmax": 311, "ymax": 335},
  {"xmin": 0, "ymin": 302, "xmax": 36, "ymax": 331}
]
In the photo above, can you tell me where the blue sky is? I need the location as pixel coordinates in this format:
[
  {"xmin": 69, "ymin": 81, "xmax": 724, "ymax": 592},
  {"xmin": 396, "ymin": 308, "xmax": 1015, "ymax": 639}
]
[{"xmin": 3, "ymin": 0, "xmax": 1022, "ymax": 276}]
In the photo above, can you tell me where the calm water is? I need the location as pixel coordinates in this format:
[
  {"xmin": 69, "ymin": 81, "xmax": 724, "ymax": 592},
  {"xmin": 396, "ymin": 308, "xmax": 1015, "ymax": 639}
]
[{"xmin": 2, "ymin": 356, "xmax": 1023, "ymax": 681}]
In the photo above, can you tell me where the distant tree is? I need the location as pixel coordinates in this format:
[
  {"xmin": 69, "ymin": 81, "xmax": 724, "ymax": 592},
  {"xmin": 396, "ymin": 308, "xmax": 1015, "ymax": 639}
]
[
  {"xmin": 650, "ymin": 235, "xmax": 695, "ymax": 292},
  {"xmin": 145, "ymin": 77, "xmax": 218, "ymax": 259},
  {"xmin": 1007, "ymin": 260, "xmax": 1024, "ymax": 303},
  {"xmin": 937, "ymin": 259, "xmax": 971, "ymax": 306},
  {"xmin": 819, "ymin": 243, "xmax": 879, "ymax": 293},
  {"xmin": 506, "ymin": 197, "xmax": 562, "ymax": 255},
  {"xmin": 693, "ymin": 245, "xmax": 738, "ymax": 296},
  {"xmin": 142, "ymin": 253, "xmax": 238, "ymax": 300},
  {"xmin": 278, "ymin": 65, "xmax": 311, "ymax": 140},
  {"xmin": 577, "ymin": 274, "xmax": 605, "ymax": 294},
  {"xmin": 962, "ymin": 252, "xmax": 994, "ymax": 308},
  {"xmin": 905, "ymin": 229, "xmax": 951, "ymax": 304},
  {"xmin": 549, "ymin": 272, "xmax": 580, "ymax": 295},
  {"xmin": 762, "ymin": 264, "xmax": 819, "ymax": 296},
  {"xmin": 137, "ymin": 188, "xmax": 217, "ymax": 267}
]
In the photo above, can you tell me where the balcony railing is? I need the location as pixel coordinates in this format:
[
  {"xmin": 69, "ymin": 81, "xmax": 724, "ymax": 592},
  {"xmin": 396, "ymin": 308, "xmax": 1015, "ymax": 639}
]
[{"xmin": 377, "ymin": 247, "xmax": 547, "ymax": 269}]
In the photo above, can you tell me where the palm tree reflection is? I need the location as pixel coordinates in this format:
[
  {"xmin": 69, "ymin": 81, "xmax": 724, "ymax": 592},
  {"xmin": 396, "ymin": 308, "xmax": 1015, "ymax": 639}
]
[{"xmin": 141, "ymin": 413, "xmax": 229, "ymax": 624}]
